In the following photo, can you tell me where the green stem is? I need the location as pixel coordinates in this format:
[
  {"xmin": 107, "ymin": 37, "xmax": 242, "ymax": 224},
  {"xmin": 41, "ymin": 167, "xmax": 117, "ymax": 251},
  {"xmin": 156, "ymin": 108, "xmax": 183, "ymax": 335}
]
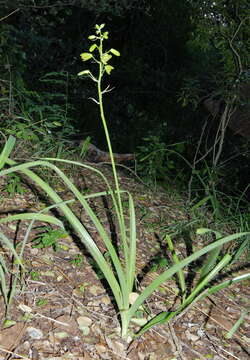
[
  {"xmin": 120, "ymin": 309, "xmax": 130, "ymax": 339},
  {"xmin": 97, "ymin": 35, "xmax": 131, "ymax": 325},
  {"xmin": 166, "ymin": 235, "xmax": 186, "ymax": 302},
  {"xmin": 97, "ymin": 38, "xmax": 124, "ymax": 225}
]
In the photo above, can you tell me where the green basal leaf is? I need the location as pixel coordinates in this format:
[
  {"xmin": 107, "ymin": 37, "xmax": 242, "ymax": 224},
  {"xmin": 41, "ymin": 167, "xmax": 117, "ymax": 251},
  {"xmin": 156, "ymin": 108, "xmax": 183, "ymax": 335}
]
[
  {"xmin": 205, "ymin": 273, "xmax": 250, "ymax": 296},
  {"xmin": 80, "ymin": 136, "xmax": 91, "ymax": 157},
  {"xmin": 225, "ymin": 309, "xmax": 249, "ymax": 339},
  {"xmin": 89, "ymin": 44, "xmax": 97, "ymax": 52},
  {"xmin": 191, "ymin": 196, "xmax": 210, "ymax": 211},
  {"xmin": 110, "ymin": 48, "xmax": 120, "ymax": 56},
  {"xmin": 135, "ymin": 311, "xmax": 176, "ymax": 337},
  {"xmin": 0, "ymin": 135, "xmax": 15, "ymax": 170},
  {"xmin": 0, "ymin": 213, "xmax": 64, "ymax": 228},
  {"xmin": 196, "ymin": 228, "xmax": 221, "ymax": 237},
  {"xmin": 88, "ymin": 35, "xmax": 96, "ymax": 40},
  {"xmin": 80, "ymin": 53, "xmax": 93, "ymax": 61},
  {"xmin": 105, "ymin": 65, "xmax": 114, "ymax": 75}
]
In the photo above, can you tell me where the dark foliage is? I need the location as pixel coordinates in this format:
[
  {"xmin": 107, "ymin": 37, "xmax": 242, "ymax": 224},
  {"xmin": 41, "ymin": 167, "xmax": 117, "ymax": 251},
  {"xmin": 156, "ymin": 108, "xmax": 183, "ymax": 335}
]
[{"xmin": 0, "ymin": 0, "xmax": 249, "ymax": 205}]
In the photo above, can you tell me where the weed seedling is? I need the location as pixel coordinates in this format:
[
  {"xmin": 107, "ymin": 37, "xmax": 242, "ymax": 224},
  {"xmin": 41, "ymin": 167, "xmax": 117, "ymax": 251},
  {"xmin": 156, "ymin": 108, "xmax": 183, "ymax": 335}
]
[
  {"xmin": 5, "ymin": 173, "xmax": 26, "ymax": 197},
  {"xmin": 69, "ymin": 254, "xmax": 84, "ymax": 266},
  {"xmin": 32, "ymin": 226, "xmax": 68, "ymax": 251}
]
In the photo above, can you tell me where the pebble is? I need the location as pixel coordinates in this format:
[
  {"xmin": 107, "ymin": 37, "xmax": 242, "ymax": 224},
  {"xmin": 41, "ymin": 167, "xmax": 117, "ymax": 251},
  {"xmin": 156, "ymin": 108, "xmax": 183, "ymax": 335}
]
[
  {"xmin": 77, "ymin": 316, "xmax": 92, "ymax": 327},
  {"xmin": 185, "ymin": 329, "xmax": 200, "ymax": 342},
  {"xmin": 26, "ymin": 327, "xmax": 43, "ymax": 339}
]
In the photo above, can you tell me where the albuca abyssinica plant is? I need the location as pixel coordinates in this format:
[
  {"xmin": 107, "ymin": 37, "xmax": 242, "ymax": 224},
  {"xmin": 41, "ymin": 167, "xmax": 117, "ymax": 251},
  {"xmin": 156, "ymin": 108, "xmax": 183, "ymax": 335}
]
[{"xmin": 0, "ymin": 25, "xmax": 249, "ymax": 339}]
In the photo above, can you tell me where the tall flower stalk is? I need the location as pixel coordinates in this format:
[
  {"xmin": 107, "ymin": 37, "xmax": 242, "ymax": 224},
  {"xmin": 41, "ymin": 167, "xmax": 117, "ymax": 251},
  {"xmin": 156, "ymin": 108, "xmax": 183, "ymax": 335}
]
[{"xmin": 78, "ymin": 24, "xmax": 136, "ymax": 336}]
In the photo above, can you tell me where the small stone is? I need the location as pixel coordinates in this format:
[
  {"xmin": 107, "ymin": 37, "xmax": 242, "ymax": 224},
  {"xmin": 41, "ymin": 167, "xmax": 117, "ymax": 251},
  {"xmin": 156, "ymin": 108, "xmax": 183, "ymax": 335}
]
[
  {"xmin": 8, "ymin": 223, "xmax": 17, "ymax": 231},
  {"xmin": 129, "ymin": 292, "xmax": 139, "ymax": 305},
  {"xmin": 54, "ymin": 331, "xmax": 69, "ymax": 339},
  {"xmin": 30, "ymin": 248, "xmax": 39, "ymax": 255},
  {"xmin": 79, "ymin": 325, "xmax": 90, "ymax": 336},
  {"xmin": 19, "ymin": 340, "xmax": 30, "ymax": 350},
  {"xmin": 49, "ymin": 332, "xmax": 61, "ymax": 345},
  {"xmin": 40, "ymin": 270, "xmax": 55, "ymax": 277},
  {"xmin": 19, "ymin": 303, "xmax": 32, "ymax": 313},
  {"xmin": 105, "ymin": 337, "xmax": 126, "ymax": 357},
  {"xmin": 95, "ymin": 344, "xmax": 107, "ymax": 354},
  {"xmin": 34, "ymin": 340, "xmax": 54, "ymax": 352},
  {"xmin": 185, "ymin": 329, "xmax": 199, "ymax": 342},
  {"xmin": 88, "ymin": 285, "xmax": 103, "ymax": 296},
  {"xmin": 87, "ymin": 299, "xmax": 101, "ymax": 307},
  {"xmin": 77, "ymin": 316, "xmax": 92, "ymax": 327},
  {"xmin": 101, "ymin": 296, "xmax": 111, "ymax": 305},
  {"xmin": 26, "ymin": 327, "xmax": 43, "ymax": 339},
  {"xmin": 72, "ymin": 288, "xmax": 84, "ymax": 297}
]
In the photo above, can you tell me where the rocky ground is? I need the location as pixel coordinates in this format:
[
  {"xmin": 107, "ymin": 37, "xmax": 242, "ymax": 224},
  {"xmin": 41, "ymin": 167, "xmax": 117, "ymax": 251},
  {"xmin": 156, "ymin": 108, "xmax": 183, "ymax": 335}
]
[{"xmin": 0, "ymin": 160, "xmax": 249, "ymax": 360}]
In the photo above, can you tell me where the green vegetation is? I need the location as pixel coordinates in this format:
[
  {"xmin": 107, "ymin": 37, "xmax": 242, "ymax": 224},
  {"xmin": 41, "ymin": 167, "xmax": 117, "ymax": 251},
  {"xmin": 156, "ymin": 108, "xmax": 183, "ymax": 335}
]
[
  {"xmin": 69, "ymin": 254, "xmax": 84, "ymax": 267},
  {"xmin": 0, "ymin": 231, "xmax": 24, "ymax": 320},
  {"xmin": 0, "ymin": 23, "xmax": 249, "ymax": 342},
  {"xmin": 4, "ymin": 173, "xmax": 26, "ymax": 197},
  {"xmin": 31, "ymin": 226, "xmax": 68, "ymax": 251}
]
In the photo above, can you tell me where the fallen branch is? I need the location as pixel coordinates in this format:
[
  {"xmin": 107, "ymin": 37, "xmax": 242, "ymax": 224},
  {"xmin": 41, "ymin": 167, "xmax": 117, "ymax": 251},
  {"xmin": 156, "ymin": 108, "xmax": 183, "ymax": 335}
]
[{"xmin": 79, "ymin": 141, "xmax": 135, "ymax": 163}]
